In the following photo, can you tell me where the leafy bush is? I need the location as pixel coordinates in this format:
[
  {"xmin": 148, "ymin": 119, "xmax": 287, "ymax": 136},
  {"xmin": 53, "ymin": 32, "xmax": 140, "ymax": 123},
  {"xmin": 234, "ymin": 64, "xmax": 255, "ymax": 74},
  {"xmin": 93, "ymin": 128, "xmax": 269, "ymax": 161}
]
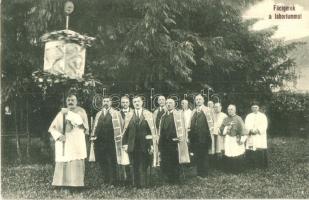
[{"xmin": 269, "ymin": 91, "xmax": 309, "ymax": 136}]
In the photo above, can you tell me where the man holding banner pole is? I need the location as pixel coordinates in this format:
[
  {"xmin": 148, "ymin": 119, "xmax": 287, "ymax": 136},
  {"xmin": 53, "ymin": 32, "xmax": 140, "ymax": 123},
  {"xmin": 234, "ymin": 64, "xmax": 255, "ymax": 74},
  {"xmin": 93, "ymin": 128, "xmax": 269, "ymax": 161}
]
[{"xmin": 48, "ymin": 94, "xmax": 89, "ymax": 192}]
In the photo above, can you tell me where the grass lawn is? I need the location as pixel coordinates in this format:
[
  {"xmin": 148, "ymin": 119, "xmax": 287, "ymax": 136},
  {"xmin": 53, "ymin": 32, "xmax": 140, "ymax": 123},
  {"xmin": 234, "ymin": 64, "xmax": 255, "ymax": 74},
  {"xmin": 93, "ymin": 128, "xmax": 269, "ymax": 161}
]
[{"xmin": 1, "ymin": 137, "xmax": 309, "ymax": 199}]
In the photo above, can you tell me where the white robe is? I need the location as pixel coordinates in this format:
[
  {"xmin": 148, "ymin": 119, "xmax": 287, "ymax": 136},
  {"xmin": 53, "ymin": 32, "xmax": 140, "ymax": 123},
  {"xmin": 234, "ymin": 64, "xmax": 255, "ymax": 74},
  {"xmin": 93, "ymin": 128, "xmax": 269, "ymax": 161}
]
[
  {"xmin": 49, "ymin": 109, "xmax": 88, "ymax": 162},
  {"xmin": 182, "ymin": 109, "xmax": 192, "ymax": 130},
  {"xmin": 220, "ymin": 115, "xmax": 246, "ymax": 157},
  {"xmin": 245, "ymin": 112, "xmax": 268, "ymax": 150},
  {"xmin": 213, "ymin": 112, "xmax": 227, "ymax": 153}
]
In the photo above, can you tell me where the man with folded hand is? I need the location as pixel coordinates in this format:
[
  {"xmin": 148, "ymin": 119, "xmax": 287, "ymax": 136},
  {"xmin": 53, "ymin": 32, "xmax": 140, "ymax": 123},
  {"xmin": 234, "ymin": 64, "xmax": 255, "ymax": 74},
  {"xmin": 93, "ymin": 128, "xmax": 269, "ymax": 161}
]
[
  {"xmin": 48, "ymin": 94, "xmax": 89, "ymax": 192},
  {"xmin": 245, "ymin": 102, "xmax": 268, "ymax": 169}
]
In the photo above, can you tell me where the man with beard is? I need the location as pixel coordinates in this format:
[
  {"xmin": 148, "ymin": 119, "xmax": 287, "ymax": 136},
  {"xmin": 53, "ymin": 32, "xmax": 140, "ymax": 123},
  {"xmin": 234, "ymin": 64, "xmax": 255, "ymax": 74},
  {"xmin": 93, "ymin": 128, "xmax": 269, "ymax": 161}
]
[
  {"xmin": 159, "ymin": 98, "xmax": 190, "ymax": 184},
  {"xmin": 48, "ymin": 94, "xmax": 89, "ymax": 192},
  {"xmin": 219, "ymin": 105, "xmax": 247, "ymax": 173},
  {"xmin": 189, "ymin": 94, "xmax": 214, "ymax": 178},
  {"xmin": 91, "ymin": 96, "xmax": 123, "ymax": 185},
  {"xmin": 120, "ymin": 95, "xmax": 132, "ymax": 120},
  {"xmin": 122, "ymin": 96, "xmax": 156, "ymax": 188}
]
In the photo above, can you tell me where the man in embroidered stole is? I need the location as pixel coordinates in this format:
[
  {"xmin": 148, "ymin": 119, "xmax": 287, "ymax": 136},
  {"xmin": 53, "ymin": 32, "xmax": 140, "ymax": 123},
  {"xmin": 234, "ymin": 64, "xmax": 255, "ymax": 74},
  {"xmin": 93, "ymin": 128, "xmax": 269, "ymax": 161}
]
[
  {"xmin": 91, "ymin": 96, "xmax": 123, "ymax": 185},
  {"xmin": 120, "ymin": 95, "xmax": 133, "ymax": 184},
  {"xmin": 48, "ymin": 94, "xmax": 89, "ymax": 191},
  {"xmin": 245, "ymin": 102, "xmax": 268, "ymax": 169},
  {"xmin": 219, "ymin": 105, "xmax": 247, "ymax": 173},
  {"xmin": 159, "ymin": 99, "xmax": 190, "ymax": 184},
  {"xmin": 152, "ymin": 95, "xmax": 166, "ymax": 167},
  {"xmin": 122, "ymin": 96, "xmax": 156, "ymax": 188},
  {"xmin": 189, "ymin": 94, "xmax": 213, "ymax": 178}
]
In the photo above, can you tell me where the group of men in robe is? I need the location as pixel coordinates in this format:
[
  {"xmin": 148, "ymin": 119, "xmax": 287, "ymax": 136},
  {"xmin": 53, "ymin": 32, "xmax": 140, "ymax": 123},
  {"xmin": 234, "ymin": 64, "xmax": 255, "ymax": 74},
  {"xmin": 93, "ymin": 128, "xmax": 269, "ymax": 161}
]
[{"xmin": 48, "ymin": 93, "xmax": 268, "ymax": 192}]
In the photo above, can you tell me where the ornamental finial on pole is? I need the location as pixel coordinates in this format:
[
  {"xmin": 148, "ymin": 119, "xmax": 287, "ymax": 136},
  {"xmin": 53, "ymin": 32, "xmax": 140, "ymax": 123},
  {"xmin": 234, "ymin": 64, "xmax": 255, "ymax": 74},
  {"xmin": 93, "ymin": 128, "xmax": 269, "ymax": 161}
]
[{"xmin": 64, "ymin": 1, "xmax": 74, "ymax": 30}]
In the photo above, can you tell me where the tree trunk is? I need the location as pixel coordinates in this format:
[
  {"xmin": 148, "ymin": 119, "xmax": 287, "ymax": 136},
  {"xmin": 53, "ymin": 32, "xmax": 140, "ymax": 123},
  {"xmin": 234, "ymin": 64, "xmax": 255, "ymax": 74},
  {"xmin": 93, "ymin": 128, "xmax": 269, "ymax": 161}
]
[
  {"xmin": 26, "ymin": 97, "xmax": 31, "ymax": 158},
  {"xmin": 14, "ymin": 98, "xmax": 21, "ymax": 162}
]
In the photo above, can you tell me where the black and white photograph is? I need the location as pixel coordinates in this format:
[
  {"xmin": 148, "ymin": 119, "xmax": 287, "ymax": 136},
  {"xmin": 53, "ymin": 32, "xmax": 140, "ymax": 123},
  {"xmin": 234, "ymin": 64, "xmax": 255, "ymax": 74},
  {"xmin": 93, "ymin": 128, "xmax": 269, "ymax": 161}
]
[{"xmin": 1, "ymin": 0, "xmax": 309, "ymax": 199}]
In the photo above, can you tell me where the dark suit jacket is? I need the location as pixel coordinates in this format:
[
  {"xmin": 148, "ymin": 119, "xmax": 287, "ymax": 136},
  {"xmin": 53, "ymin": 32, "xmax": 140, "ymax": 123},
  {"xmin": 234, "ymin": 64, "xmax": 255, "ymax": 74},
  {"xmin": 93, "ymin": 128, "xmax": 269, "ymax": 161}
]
[
  {"xmin": 122, "ymin": 111, "xmax": 152, "ymax": 153},
  {"xmin": 189, "ymin": 111, "xmax": 211, "ymax": 147},
  {"xmin": 158, "ymin": 113, "xmax": 177, "ymax": 152},
  {"xmin": 120, "ymin": 108, "xmax": 132, "ymax": 120}
]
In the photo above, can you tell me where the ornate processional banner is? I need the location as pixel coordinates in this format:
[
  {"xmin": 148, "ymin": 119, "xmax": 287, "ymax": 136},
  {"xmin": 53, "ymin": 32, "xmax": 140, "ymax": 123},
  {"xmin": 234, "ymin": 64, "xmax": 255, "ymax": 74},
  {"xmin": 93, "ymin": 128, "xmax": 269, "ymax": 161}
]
[{"xmin": 43, "ymin": 40, "xmax": 86, "ymax": 79}]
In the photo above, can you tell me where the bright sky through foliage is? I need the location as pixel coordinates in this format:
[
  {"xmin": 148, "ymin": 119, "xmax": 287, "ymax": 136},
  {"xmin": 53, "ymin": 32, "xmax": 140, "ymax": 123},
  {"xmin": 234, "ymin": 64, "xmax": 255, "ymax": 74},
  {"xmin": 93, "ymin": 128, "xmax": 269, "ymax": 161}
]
[{"xmin": 243, "ymin": 0, "xmax": 309, "ymax": 41}]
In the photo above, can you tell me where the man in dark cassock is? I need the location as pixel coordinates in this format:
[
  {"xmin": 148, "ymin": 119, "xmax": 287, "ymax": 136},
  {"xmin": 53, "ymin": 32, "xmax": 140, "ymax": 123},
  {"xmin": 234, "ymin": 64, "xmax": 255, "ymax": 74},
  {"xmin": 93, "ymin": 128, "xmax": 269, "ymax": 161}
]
[
  {"xmin": 189, "ymin": 94, "xmax": 214, "ymax": 178},
  {"xmin": 122, "ymin": 96, "xmax": 155, "ymax": 188},
  {"xmin": 91, "ymin": 96, "xmax": 123, "ymax": 185},
  {"xmin": 159, "ymin": 99, "xmax": 181, "ymax": 184}
]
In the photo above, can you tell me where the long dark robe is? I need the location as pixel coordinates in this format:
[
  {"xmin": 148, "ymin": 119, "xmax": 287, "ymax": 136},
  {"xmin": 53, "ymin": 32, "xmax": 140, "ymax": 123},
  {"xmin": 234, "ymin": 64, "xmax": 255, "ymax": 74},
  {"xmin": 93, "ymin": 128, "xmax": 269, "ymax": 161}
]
[
  {"xmin": 189, "ymin": 111, "xmax": 211, "ymax": 177},
  {"xmin": 159, "ymin": 112, "xmax": 180, "ymax": 183},
  {"xmin": 94, "ymin": 112, "xmax": 117, "ymax": 185}
]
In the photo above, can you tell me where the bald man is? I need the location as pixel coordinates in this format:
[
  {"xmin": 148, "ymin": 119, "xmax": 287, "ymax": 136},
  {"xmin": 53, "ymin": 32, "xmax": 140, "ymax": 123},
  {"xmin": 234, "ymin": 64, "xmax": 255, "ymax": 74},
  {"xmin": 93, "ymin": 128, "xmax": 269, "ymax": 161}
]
[{"xmin": 219, "ymin": 105, "xmax": 247, "ymax": 173}]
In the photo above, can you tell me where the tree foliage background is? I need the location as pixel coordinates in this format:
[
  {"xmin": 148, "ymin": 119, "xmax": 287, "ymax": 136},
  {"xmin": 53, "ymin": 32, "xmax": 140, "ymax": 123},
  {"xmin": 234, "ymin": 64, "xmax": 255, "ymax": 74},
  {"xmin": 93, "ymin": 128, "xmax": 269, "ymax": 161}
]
[{"xmin": 1, "ymin": 0, "xmax": 300, "ymax": 136}]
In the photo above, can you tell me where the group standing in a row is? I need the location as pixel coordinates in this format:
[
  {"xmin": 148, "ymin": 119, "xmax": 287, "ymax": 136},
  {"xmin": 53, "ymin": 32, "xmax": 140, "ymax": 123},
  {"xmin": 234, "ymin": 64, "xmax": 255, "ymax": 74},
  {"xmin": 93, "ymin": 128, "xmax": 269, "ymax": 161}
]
[{"xmin": 48, "ymin": 93, "xmax": 268, "ymax": 191}]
